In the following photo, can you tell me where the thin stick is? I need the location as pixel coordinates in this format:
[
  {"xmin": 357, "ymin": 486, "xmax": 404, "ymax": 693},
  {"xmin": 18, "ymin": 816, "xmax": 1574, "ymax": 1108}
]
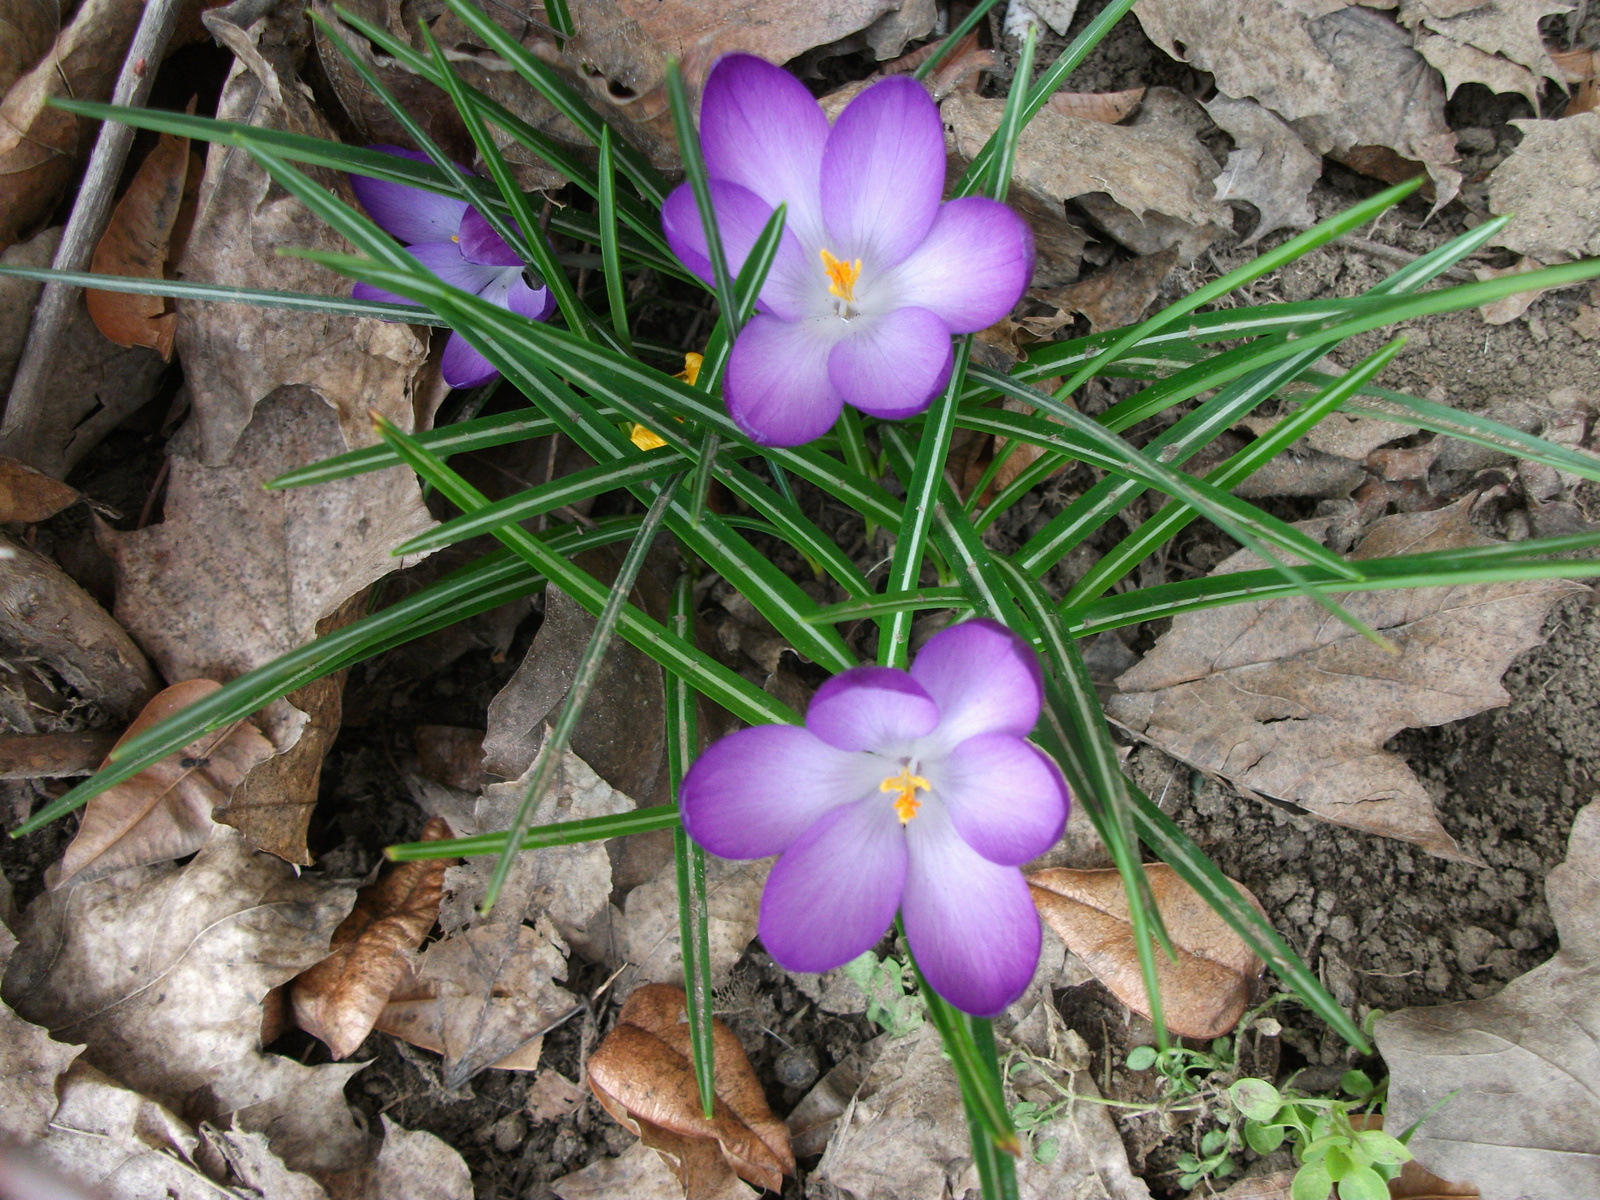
[{"xmin": 0, "ymin": 0, "xmax": 184, "ymax": 471}]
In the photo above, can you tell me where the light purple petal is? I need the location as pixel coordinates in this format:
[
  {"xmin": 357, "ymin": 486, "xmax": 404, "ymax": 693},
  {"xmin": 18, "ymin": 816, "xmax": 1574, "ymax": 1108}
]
[
  {"xmin": 661, "ymin": 180, "xmax": 816, "ymax": 321},
  {"xmin": 681, "ymin": 725, "xmax": 883, "ymax": 858},
  {"xmin": 352, "ymin": 281, "xmax": 423, "ymax": 309},
  {"xmin": 350, "ymin": 146, "xmax": 470, "ymax": 245},
  {"xmin": 820, "ymin": 77, "xmax": 944, "ymax": 269},
  {"xmin": 890, "ymin": 197, "xmax": 1035, "ymax": 333},
  {"xmin": 828, "ymin": 306, "xmax": 952, "ymax": 420},
  {"xmin": 457, "ymin": 207, "xmax": 524, "ymax": 267},
  {"xmin": 699, "ymin": 54, "xmax": 829, "ymax": 250},
  {"xmin": 806, "ymin": 666, "xmax": 939, "ymax": 752},
  {"xmin": 910, "ymin": 619, "xmax": 1043, "ymax": 746},
  {"xmin": 724, "ymin": 314, "xmax": 844, "ymax": 447},
  {"xmin": 926, "ymin": 734, "xmax": 1068, "ymax": 865},
  {"xmin": 440, "ymin": 332, "xmax": 499, "ymax": 389},
  {"xmin": 406, "ymin": 241, "xmax": 505, "ymax": 295},
  {"xmin": 759, "ymin": 798, "xmax": 906, "ymax": 973},
  {"xmin": 902, "ymin": 801, "xmax": 1040, "ymax": 1016},
  {"xmin": 478, "ymin": 266, "xmax": 556, "ymax": 322}
]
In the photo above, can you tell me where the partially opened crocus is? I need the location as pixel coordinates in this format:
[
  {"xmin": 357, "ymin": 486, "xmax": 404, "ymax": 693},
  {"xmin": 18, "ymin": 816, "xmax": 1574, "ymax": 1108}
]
[
  {"xmin": 663, "ymin": 56, "xmax": 1035, "ymax": 447},
  {"xmin": 681, "ymin": 620, "xmax": 1069, "ymax": 1016},
  {"xmin": 349, "ymin": 146, "xmax": 556, "ymax": 389}
]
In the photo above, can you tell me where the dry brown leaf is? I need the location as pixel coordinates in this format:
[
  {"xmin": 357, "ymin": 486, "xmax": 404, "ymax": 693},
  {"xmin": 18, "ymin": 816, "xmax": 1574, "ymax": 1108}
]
[
  {"xmin": 0, "ymin": 1000, "xmax": 81, "ymax": 1141},
  {"xmin": 1378, "ymin": 800, "xmax": 1600, "ymax": 1199},
  {"xmin": 588, "ymin": 983, "xmax": 794, "ymax": 1197},
  {"xmin": 0, "ymin": 226, "xmax": 167, "ymax": 475},
  {"xmin": 0, "ymin": 0, "xmax": 143, "ymax": 251},
  {"xmin": 202, "ymin": 1053, "xmax": 372, "ymax": 1179},
  {"xmin": 291, "ymin": 817, "xmax": 452, "ymax": 1059},
  {"xmin": 945, "ymin": 86, "xmax": 1231, "ymax": 262},
  {"xmin": 526, "ymin": 1068, "xmax": 587, "ymax": 1124},
  {"xmin": 0, "ymin": 731, "xmax": 118, "ymax": 778},
  {"xmin": 1213, "ymin": 1173, "xmax": 1297, "ymax": 1199},
  {"xmin": 177, "ymin": 7, "xmax": 429, "ymax": 466},
  {"xmin": 552, "ymin": 1138, "xmax": 693, "ymax": 1200},
  {"xmin": 0, "ymin": 0, "xmax": 59, "ymax": 97},
  {"xmin": 1400, "ymin": 0, "xmax": 1566, "ymax": 108},
  {"xmin": 621, "ymin": 849, "xmax": 767, "ymax": 995},
  {"xmin": 373, "ymin": 919, "xmax": 577, "ymax": 1088},
  {"xmin": 1203, "ymin": 94, "xmax": 1321, "ymax": 244},
  {"xmin": 1, "ymin": 826, "xmax": 354, "ymax": 1112},
  {"xmin": 86, "ymin": 128, "xmax": 201, "ymax": 358},
  {"xmin": 330, "ymin": 1115, "xmax": 473, "ymax": 1200},
  {"xmin": 0, "ymin": 455, "xmax": 78, "ymax": 521},
  {"xmin": 52, "ymin": 680, "xmax": 275, "ymax": 888},
  {"xmin": 1474, "ymin": 255, "xmax": 1549, "ymax": 324},
  {"xmin": 1135, "ymin": 1, "xmax": 1461, "ymax": 206},
  {"xmin": 1107, "ymin": 500, "xmax": 1582, "ymax": 859},
  {"xmin": 1044, "ymin": 246, "xmax": 1179, "ymax": 334},
  {"xmin": 1046, "ymin": 87, "xmax": 1146, "ymax": 123},
  {"xmin": 439, "ymin": 743, "xmax": 634, "ymax": 953},
  {"xmin": 0, "ymin": 533, "xmax": 157, "ymax": 722},
  {"xmin": 1029, "ymin": 863, "xmax": 1267, "ymax": 1038},
  {"xmin": 200, "ymin": 1127, "xmax": 331, "ymax": 1200},
  {"xmin": 1488, "ymin": 113, "xmax": 1600, "ymax": 259},
  {"xmin": 414, "ymin": 724, "xmax": 489, "ymax": 792},
  {"xmin": 100, "ymin": 388, "xmax": 435, "ymax": 862}
]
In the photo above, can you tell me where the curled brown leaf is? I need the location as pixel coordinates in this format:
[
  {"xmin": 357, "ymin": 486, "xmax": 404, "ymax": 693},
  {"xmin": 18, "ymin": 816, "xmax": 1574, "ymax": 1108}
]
[
  {"xmin": 0, "ymin": 455, "xmax": 79, "ymax": 522},
  {"xmin": 290, "ymin": 817, "xmax": 452, "ymax": 1059},
  {"xmin": 588, "ymin": 984, "xmax": 794, "ymax": 1196},
  {"xmin": 1028, "ymin": 863, "xmax": 1268, "ymax": 1039},
  {"xmin": 52, "ymin": 679, "xmax": 276, "ymax": 888}
]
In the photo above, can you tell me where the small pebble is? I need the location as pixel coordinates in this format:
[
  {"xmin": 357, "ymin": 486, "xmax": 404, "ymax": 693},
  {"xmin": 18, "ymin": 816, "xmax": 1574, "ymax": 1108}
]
[
  {"xmin": 774, "ymin": 1044, "xmax": 819, "ymax": 1090},
  {"xmin": 491, "ymin": 1113, "xmax": 527, "ymax": 1154}
]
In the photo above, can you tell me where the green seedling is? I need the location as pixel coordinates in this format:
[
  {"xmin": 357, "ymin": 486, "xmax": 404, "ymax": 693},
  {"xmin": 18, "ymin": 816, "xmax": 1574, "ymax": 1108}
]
[
  {"xmin": 843, "ymin": 949, "xmax": 925, "ymax": 1037},
  {"xmin": 1125, "ymin": 1035, "xmax": 1238, "ymax": 1099},
  {"xmin": 1229, "ymin": 1070, "xmax": 1410, "ymax": 1200}
]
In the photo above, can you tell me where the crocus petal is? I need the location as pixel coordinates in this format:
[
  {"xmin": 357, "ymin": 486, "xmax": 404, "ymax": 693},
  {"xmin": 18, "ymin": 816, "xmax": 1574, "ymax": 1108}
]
[
  {"xmin": 661, "ymin": 180, "xmax": 816, "ymax": 321},
  {"xmin": 910, "ymin": 619, "xmax": 1043, "ymax": 747},
  {"xmin": 724, "ymin": 313, "xmax": 844, "ymax": 447},
  {"xmin": 820, "ymin": 76, "xmax": 945, "ymax": 269},
  {"xmin": 478, "ymin": 266, "xmax": 556, "ymax": 323},
  {"xmin": 902, "ymin": 801, "xmax": 1040, "ymax": 1016},
  {"xmin": 350, "ymin": 146, "xmax": 469, "ymax": 245},
  {"xmin": 681, "ymin": 725, "xmax": 883, "ymax": 859},
  {"xmin": 352, "ymin": 281, "xmax": 422, "ymax": 309},
  {"xmin": 457, "ymin": 208, "xmax": 524, "ymax": 267},
  {"xmin": 926, "ymin": 733, "xmax": 1068, "ymax": 865},
  {"xmin": 828, "ymin": 306, "xmax": 952, "ymax": 420},
  {"xmin": 440, "ymin": 332, "xmax": 499, "ymax": 388},
  {"xmin": 405, "ymin": 241, "xmax": 506, "ymax": 296},
  {"xmin": 759, "ymin": 798, "xmax": 907, "ymax": 973},
  {"xmin": 890, "ymin": 196, "xmax": 1035, "ymax": 333},
  {"xmin": 806, "ymin": 667, "xmax": 939, "ymax": 752},
  {"xmin": 699, "ymin": 54, "xmax": 829, "ymax": 250}
]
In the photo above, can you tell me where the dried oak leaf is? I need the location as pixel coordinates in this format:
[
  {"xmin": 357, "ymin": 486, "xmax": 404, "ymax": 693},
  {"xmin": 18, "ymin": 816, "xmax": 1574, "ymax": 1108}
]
[
  {"xmin": 201, "ymin": 1053, "xmax": 372, "ymax": 1179},
  {"xmin": 318, "ymin": 1114, "xmax": 473, "ymax": 1200},
  {"xmin": 86, "ymin": 128, "xmax": 202, "ymax": 358},
  {"xmin": 373, "ymin": 919, "xmax": 578, "ymax": 1088},
  {"xmin": 0, "ymin": 455, "xmax": 78, "ymax": 521},
  {"xmin": 0, "ymin": 0, "xmax": 143, "ymax": 251},
  {"xmin": 1134, "ymin": 0, "xmax": 1461, "ymax": 206},
  {"xmin": 1045, "ymin": 87, "xmax": 1146, "ymax": 123},
  {"xmin": 0, "ymin": 999, "xmax": 81, "ymax": 1142},
  {"xmin": 100, "ymin": 387, "xmax": 435, "ymax": 862},
  {"xmin": 1400, "ymin": 0, "xmax": 1567, "ymax": 110},
  {"xmin": 944, "ymin": 86, "xmax": 1231, "ymax": 263},
  {"xmin": 1029, "ymin": 863, "xmax": 1267, "ymax": 1039},
  {"xmin": 553, "ymin": 1138, "xmax": 693, "ymax": 1200},
  {"xmin": 1377, "ymin": 801, "xmax": 1600, "ymax": 1200},
  {"xmin": 291, "ymin": 817, "xmax": 452, "ymax": 1059},
  {"xmin": 177, "ymin": 8, "xmax": 429, "ymax": 465},
  {"xmin": 1107, "ymin": 500, "xmax": 1583, "ymax": 859},
  {"xmin": 1, "ymin": 825, "xmax": 355, "ymax": 1112},
  {"xmin": 1487, "ymin": 114, "xmax": 1600, "ymax": 260},
  {"xmin": 1474, "ymin": 255, "xmax": 1549, "ymax": 324},
  {"xmin": 1043, "ymin": 246, "xmax": 1180, "ymax": 334},
  {"xmin": 620, "ymin": 850, "xmax": 768, "ymax": 995},
  {"xmin": 1203, "ymin": 94, "xmax": 1321, "ymax": 244},
  {"xmin": 588, "ymin": 983, "xmax": 794, "ymax": 1197},
  {"xmin": 200, "ymin": 1127, "xmax": 331, "ymax": 1200},
  {"xmin": 52, "ymin": 679, "xmax": 276, "ymax": 888}
]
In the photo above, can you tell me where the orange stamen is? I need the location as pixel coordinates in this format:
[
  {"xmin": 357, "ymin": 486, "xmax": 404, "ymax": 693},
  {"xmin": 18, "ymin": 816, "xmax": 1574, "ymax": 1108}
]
[
  {"xmin": 820, "ymin": 248, "xmax": 862, "ymax": 304},
  {"xmin": 880, "ymin": 766, "xmax": 931, "ymax": 824}
]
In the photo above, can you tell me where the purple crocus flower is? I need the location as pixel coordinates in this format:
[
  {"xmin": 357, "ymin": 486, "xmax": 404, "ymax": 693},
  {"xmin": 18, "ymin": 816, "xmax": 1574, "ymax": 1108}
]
[
  {"xmin": 349, "ymin": 146, "xmax": 556, "ymax": 389},
  {"xmin": 662, "ymin": 56, "xmax": 1035, "ymax": 447},
  {"xmin": 681, "ymin": 620, "xmax": 1069, "ymax": 1016}
]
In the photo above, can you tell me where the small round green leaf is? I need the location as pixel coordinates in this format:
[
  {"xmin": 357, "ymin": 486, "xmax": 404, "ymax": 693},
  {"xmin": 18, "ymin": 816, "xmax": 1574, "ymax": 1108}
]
[
  {"xmin": 1230, "ymin": 1077, "xmax": 1283, "ymax": 1122},
  {"xmin": 1033, "ymin": 1136, "xmax": 1060, "ymax": 1165},
  {"xmin": 1356, "ymin": 1128, "xmax": 1412, "ymax": 1166},
  {"xmin": 1340, "ymin": 1069, "xmax": 1375, "ymax": 1098},
  {"xmin": 1336, "ymin": 1162, "xmax": 1390, "ymax": 1200},
  {"xmin": 1245, "ymin": 1121, "xmax": 1287, "ymax": 1154},
  {"xmin": 1126, "ymin": 1045, "xmax": 1158, "ymax": 1071},
  {"xmin": 1289, "ymin": 1160, "xmax": 1333, "ymax": 1200}
]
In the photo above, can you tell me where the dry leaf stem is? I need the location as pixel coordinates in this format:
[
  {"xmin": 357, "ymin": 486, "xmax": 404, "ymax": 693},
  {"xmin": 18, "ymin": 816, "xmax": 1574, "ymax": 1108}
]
[{"xmin": 0, "ymin": 0, "xmax": 183, "ymax": 468}]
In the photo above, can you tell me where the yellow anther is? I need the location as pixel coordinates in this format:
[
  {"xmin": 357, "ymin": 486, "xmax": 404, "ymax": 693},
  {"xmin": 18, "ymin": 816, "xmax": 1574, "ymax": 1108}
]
[
  {"xmin": 820, "ymin": 248, "xmax": 862, "ymax": 303},
  {"xmin": 880, "ymin": 766, "xmax": 931, "ymax": 824},
  {"xmin": 632, "ymin": 355, "xmax": 703, "ymax": 449}
]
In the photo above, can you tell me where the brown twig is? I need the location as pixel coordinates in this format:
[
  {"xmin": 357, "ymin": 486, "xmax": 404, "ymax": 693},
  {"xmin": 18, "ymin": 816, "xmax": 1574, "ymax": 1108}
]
[{"xmin": 0, "ymin": 0, "xmax": 184, "ymax": 472}]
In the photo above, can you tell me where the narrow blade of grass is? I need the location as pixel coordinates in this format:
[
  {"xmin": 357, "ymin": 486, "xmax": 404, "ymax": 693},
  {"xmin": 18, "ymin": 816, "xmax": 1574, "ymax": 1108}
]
[
  {"xmin": 598, "ymin": 127, "xmax": 631, "ymax": 350},
  {"xmin": 388, "ymin": 804, "xmax": 680, "ymax": 860}
]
